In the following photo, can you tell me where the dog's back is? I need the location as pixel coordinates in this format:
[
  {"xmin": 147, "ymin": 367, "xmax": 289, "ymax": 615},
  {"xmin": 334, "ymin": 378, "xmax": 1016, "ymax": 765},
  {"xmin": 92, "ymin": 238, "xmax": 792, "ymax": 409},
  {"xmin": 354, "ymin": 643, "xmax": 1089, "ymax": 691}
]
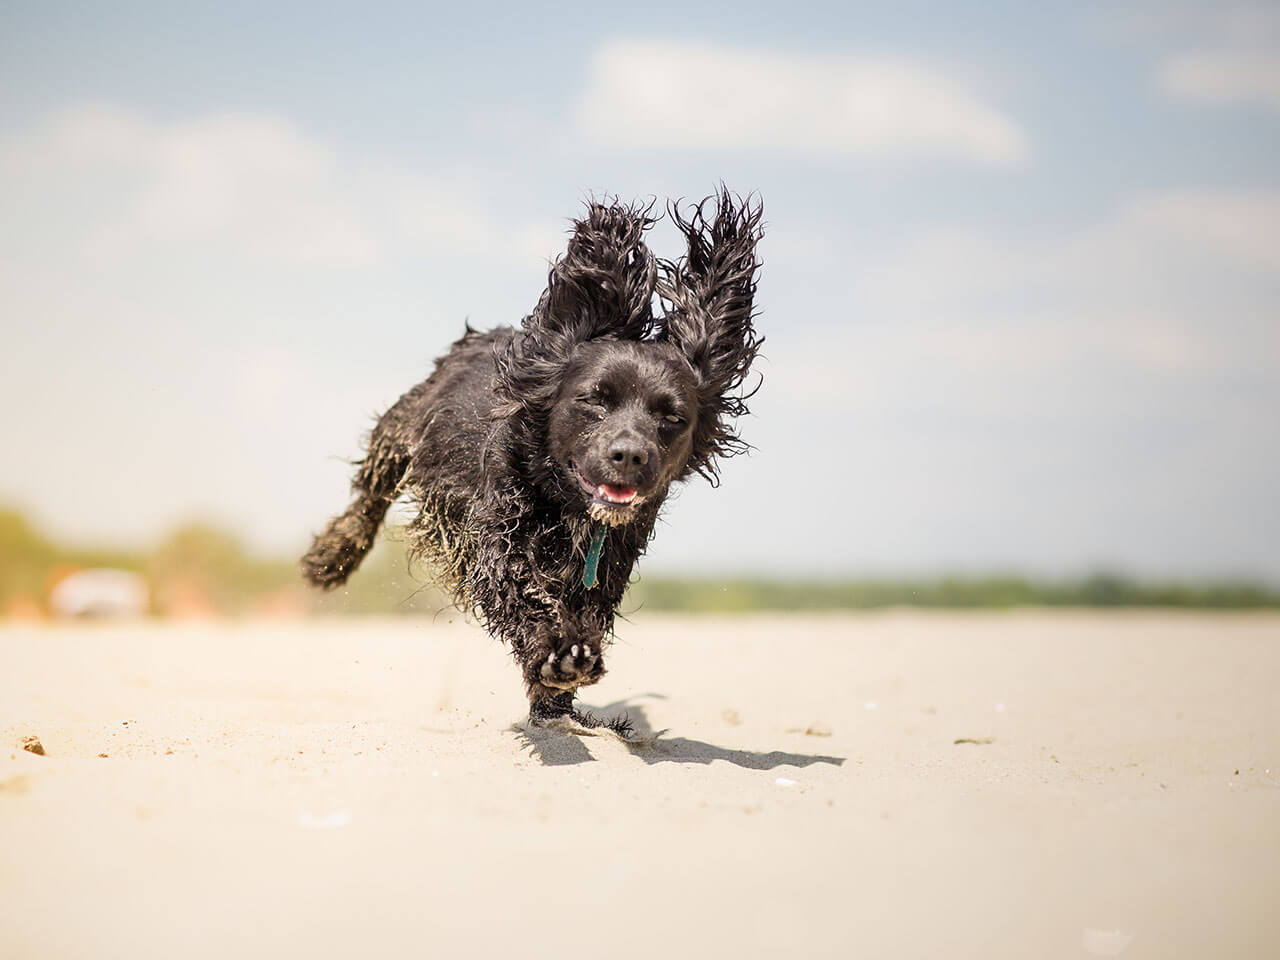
[{"xmin": 300, "ymin": 326, "xmax": 511, "ymax": 591}]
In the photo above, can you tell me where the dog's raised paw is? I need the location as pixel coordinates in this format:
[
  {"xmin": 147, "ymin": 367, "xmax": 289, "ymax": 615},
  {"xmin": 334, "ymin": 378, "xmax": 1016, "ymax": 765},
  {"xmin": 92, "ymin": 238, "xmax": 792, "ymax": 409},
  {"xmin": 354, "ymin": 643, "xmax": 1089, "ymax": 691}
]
[{"xmin": 538, "ymin": 642, "xmax": 604, "ymax": 691}]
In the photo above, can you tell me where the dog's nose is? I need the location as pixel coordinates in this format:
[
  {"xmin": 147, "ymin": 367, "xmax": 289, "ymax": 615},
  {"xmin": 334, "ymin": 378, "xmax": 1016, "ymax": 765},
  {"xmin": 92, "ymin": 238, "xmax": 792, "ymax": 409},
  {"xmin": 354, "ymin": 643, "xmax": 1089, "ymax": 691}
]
[{"xmin": 608, "ymin": 439, "xmax": 650, "ymax": 470}]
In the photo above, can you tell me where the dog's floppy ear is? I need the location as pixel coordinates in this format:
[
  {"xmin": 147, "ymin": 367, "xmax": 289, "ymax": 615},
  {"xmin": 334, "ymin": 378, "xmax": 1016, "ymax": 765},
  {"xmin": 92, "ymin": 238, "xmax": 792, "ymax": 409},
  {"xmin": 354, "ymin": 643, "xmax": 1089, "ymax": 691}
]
[
  {"xmin": 493, "ymin": 200, "xmax": 658, "ymax": 459},
  {"xmin": 657, "ymin": 187, "xmax": 764, "ymax": 482},
  {"xmin": 526, "ymin": 199, "xmax": 658, "ymax": 345}
]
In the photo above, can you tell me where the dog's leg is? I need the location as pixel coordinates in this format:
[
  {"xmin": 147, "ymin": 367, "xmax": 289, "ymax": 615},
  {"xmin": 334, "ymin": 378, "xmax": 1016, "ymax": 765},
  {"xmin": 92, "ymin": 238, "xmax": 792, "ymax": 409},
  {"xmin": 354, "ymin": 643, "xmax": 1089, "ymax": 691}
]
[
  {"xmin": 519, "ymin": 619, "xmax": 606, "ymax": 721},
  {"xmin": 301, "ymin": 407, "xmax": 411, "ymax": 589},
  {"xmin": 528, "ymin": 690, "xmax": 576, "ymax": 722}
]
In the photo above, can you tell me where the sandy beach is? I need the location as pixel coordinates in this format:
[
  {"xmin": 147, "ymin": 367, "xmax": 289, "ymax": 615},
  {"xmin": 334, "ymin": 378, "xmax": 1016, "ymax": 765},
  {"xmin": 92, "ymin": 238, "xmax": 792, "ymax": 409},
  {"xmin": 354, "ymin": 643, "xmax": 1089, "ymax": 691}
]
[{"xmin": 2, "ymin": 611, "xmax": 1277, "ymax": 958}]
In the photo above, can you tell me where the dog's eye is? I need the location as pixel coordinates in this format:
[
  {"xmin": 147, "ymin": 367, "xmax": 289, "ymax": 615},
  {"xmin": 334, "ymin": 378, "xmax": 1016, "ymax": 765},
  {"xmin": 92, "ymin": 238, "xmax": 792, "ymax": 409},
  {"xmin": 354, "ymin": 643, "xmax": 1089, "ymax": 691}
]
[
  {"xmin": 576, "ymin": 394, "xmax": 608, "ymax": 419},
  {"xmin": 578, "ymin": 384, "xmax": 613, "ymax": 406},
  {"xmin": 662, "ymin": 414, "xmax": 686, "ymax": 426}
]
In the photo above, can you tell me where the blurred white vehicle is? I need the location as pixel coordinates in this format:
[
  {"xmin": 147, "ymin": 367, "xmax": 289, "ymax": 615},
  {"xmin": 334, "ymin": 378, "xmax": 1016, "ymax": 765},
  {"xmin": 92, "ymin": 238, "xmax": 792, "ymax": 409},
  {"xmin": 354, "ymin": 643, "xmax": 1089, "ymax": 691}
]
[{"xmin": 49, "ymin": 569, "xmax": 149, "ymax": 619}]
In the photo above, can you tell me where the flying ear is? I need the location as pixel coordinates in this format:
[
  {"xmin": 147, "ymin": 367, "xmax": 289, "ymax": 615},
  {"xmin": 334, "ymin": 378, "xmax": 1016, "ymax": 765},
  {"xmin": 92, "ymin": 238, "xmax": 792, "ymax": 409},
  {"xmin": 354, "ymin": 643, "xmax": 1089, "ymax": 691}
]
[
  {"xmin": 657, "ymin": 187, "xmax": 764, "ymax": 482},
  {"xmin": 525, "ymin": 199, "xmax": 658, "ymax": 345},
  {"xmin": 493, "ymin": 200, "xmax": 658, "ymax": 449}
]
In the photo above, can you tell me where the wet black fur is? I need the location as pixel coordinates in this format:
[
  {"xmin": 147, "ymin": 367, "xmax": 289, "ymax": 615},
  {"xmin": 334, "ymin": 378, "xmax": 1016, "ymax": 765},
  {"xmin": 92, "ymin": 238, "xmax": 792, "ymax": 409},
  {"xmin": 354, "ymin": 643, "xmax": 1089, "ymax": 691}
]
[{"xmin": 301, "ymin": 190, "xmax": 763, "ymax": 723}]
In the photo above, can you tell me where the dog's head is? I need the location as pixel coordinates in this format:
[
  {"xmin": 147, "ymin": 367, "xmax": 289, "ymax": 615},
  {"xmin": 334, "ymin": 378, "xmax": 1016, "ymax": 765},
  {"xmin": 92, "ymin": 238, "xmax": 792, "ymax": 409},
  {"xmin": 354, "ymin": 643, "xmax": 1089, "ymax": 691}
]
[
  {"xmin": 547, "ymin": 339, "xmax": 699, "ymax": 525},
  {"xmin": 495, "ymin": 191, "xmax": 763, "ymax": 525}
]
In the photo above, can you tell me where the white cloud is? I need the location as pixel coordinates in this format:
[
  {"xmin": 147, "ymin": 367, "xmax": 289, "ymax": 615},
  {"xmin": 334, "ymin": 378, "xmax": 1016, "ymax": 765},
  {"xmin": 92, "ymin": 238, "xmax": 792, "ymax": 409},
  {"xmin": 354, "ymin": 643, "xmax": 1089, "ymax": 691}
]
[
  {"xmin": 1122, "ymin": 189, "xmax": 1280, "ymax": 270},
  {"xmin": 1112, "ymin": 5, "xmax": 1280, "ymax": 112},
  {"xmin": 0, "ymin": 104, "xmax": 559, "ymax": 271},
  {"xmin": 577, "ymin": 40, "xmax": 1029, "ymax": 167},
  {"xmin": 117, "ymin": 113, "xmax": 380, "ymax": 266},
  {"xmin": 765, "ymin": 187, "xmax": 1280, "ymax": 412},
  {"xmin": 1158, "ymin": 50, "xmax": 1280, "ymax": 110}
]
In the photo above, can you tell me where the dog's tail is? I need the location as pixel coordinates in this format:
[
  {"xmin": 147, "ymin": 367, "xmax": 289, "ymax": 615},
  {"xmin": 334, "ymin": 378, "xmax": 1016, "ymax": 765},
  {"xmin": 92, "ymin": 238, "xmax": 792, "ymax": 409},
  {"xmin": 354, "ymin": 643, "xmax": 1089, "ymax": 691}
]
[{"xmin": 301, "ymin": 421, "xmax": 410, "ymax": 590}]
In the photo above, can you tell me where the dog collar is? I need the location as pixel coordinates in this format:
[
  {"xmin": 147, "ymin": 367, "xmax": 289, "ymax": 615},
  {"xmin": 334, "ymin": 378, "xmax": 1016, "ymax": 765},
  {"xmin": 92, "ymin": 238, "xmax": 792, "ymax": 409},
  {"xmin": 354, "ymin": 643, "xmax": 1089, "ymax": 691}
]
[{"xmin": 582, "ymin": 522, "xmax": 608, "ymax": 589}]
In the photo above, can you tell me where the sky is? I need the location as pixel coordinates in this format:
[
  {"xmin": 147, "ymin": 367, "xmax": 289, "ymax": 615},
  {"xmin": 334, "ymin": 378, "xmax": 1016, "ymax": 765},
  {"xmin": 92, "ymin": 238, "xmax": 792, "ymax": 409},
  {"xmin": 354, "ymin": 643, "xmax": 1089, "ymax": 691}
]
[{"xmin": 1, "ymin": 1, "xmax": 1278, "ymax": 579}]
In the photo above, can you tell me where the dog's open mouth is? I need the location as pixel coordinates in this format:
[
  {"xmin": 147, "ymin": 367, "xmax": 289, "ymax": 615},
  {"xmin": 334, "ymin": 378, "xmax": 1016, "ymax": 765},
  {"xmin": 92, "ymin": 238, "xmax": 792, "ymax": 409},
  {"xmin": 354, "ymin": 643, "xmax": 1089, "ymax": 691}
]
[
  {"xmin": 594, "ymin": 482, "xmax": 637, "ymax": 504},
  {"xmin": 573, "ymin": 465, "xmax": 641, "ymax": 508}
]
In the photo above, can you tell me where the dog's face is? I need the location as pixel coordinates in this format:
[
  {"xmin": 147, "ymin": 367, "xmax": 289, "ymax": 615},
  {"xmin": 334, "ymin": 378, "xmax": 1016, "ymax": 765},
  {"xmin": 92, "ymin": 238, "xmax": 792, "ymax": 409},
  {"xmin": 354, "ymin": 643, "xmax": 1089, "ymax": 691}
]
[
  {"xmin": 547, "ymin": 340, "xmax": 699, "ymax": 526},
  {"xmin": 495, "ymin": 194, "xmax": 762, "ymax": 526}
]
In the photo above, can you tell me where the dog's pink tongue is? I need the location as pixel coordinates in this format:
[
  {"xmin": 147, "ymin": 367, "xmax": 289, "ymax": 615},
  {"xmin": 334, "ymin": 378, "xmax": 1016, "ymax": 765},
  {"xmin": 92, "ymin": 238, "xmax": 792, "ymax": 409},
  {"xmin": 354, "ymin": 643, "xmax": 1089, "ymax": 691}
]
[{"xmin": 597, "ymin": 484, "xmax": 637, "ymax": 504}]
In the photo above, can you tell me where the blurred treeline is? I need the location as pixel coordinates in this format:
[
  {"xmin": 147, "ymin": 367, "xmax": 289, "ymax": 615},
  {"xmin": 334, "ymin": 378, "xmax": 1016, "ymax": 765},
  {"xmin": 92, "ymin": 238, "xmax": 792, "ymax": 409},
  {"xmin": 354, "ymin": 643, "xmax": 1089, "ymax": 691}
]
[
  {"xmin": 2, "ymin": 504, "xmax": 1278, "ymax": 617},
  {"xmin": 626, "ymin": 575, "xmax": 1280, "ymax": 612}
]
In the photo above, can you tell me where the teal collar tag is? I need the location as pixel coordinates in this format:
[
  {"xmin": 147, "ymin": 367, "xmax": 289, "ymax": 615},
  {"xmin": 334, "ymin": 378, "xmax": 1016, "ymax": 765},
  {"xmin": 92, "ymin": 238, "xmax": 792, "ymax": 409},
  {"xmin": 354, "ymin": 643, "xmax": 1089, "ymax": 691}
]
[{"xmin": 582, "ymin": 523, "xmax": 607, "ymax": 589}]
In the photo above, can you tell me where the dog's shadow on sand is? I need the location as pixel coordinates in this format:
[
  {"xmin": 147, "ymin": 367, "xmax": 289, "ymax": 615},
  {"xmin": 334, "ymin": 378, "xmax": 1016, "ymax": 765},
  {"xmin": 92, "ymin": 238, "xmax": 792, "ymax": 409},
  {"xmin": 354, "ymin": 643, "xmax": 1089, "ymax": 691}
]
[{"xmin": 510, "ymin": 695, "xmax": 846, "ymax": 769}]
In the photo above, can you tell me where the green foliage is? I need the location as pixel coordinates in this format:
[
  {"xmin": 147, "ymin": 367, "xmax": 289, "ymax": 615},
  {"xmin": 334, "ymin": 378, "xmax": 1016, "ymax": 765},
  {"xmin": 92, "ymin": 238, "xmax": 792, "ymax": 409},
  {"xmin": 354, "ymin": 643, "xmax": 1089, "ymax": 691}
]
[
  {"xmin": 624, "ymin": 574, "xmax": 1280, "ymax": 613},
  {"xmin": 0, "ymin": 508, "xmax": 57, "ymax": 605},
  {"xmin": 148, "ymin": 523, "xmax": 297, "ymax": 613}
]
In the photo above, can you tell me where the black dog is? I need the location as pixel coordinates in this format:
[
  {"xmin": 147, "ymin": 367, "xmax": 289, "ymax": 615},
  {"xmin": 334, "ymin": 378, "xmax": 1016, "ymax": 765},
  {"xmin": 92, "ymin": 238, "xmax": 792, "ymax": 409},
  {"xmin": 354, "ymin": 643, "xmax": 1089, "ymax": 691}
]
[{"xmin": 301, "ymin": 190, "xmax": 762, "ymax": 726}]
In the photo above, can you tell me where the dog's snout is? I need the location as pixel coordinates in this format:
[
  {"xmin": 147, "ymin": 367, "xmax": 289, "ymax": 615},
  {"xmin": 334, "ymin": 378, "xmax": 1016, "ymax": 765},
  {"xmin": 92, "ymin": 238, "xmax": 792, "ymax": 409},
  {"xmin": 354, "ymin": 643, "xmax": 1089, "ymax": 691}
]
[{"xmin": 608, "ymin": 438, "xmax": 650, "ymax": 469}]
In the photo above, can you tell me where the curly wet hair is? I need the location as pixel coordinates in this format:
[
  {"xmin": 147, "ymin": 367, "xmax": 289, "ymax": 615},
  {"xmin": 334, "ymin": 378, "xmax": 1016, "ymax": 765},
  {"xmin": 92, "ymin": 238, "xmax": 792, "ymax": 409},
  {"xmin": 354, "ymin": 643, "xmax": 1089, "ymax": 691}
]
[{"xmin": 301, "ymin": 188, "xmax": 763, "ymax": 725}]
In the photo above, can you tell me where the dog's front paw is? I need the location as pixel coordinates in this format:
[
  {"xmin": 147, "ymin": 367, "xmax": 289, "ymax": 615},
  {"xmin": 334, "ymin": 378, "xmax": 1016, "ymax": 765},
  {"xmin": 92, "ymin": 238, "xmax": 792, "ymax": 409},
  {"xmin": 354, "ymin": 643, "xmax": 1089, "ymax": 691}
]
[{"xmin": 538, "ymin": 641, "xmax": 604, "ymax": 691}]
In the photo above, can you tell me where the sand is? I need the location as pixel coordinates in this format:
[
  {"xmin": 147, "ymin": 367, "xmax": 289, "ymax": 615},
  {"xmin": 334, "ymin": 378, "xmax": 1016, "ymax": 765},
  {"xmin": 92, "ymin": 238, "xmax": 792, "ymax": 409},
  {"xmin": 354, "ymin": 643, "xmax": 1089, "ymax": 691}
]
[{"xmin": 1, "ymin": 611, "xmax": 1277, "ymax": 959}]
